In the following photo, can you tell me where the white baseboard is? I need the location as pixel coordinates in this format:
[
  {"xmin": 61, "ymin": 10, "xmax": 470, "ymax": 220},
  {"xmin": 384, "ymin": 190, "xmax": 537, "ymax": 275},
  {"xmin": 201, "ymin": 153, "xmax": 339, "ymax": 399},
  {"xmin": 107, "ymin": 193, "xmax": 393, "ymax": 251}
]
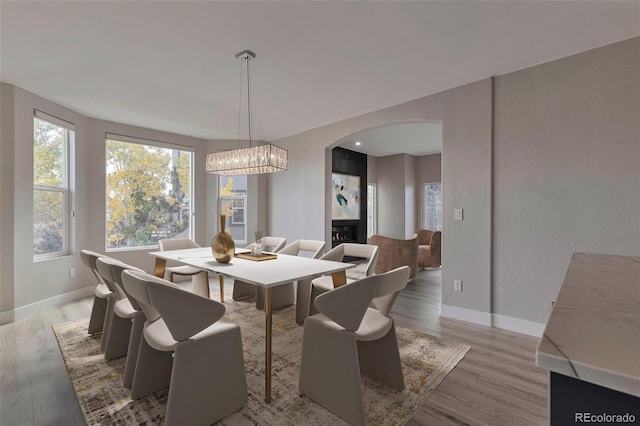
[
  {"xmin": 440, "ymin": 304, "xmax": 545, "ymax": 337},
  {"xmin": 492, "ymin": 313, "xmax": 545, "ymax": 337},
  {"xmin": 0, "ymin": 286, "xmax": 95, "ymax": 325},
  {"xmin": 440, "ymin": 304, "xmax": 492, "ymax": 327}
]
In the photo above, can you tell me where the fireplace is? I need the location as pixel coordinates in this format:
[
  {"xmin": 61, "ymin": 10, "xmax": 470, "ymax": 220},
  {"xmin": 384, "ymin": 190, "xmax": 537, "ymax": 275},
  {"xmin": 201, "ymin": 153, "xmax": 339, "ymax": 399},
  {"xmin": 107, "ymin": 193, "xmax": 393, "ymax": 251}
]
[{"xmin": 332, "ymin": 225, "xmax": 358, "ymax": 247}]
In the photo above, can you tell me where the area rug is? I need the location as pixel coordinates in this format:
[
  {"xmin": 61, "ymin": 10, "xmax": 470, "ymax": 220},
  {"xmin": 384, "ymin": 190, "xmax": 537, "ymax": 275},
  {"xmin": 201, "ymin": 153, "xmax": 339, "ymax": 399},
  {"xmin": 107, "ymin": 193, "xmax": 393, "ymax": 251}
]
[{"xmin": 53, "ymin": 302, "xmax": 470, "ymax": 425}]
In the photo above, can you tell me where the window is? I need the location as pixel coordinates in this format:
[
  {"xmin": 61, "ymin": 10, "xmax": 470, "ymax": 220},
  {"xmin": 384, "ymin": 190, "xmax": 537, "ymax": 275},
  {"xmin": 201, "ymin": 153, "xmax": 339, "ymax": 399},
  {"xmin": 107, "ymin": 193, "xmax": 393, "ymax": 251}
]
[
  {"xmin": 367, "ymin": 183, "xmax": 377, "ymax": 239},
  {"xmin": 219, "ymin": 175, "xmax": 247, "ymax": 243},
  {"xmin": 105, "ymin": 137, "xmax": 193, "ymax": 250},
  {"xmin": 231, "ymin": 198, "xmax": 245, "ymax": 225},
  {"xmin": 422, "ymin": 183, "xmax": 442, "ymax": 231},
  {"xmin": 33, "ymin": 113, "xmax": 74, "ymax": 259}
]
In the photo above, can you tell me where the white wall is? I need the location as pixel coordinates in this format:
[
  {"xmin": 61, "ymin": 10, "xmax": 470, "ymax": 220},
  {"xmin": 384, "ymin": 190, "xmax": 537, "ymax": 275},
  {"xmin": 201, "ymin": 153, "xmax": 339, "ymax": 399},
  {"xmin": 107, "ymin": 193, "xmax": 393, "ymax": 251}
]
[
  {"xmin": 366, "ymin": 152, "xmax": 441, "ymax": 238},
  {"xmin": 492, "ymin": 37, "xmax": 640, "ymax": 323},
  {"xmin": 2, "ymin": 85, "xmax": 92, "ymax": 318},
  {"xmin": 0, "ymin": 84, "xmax": 16, "ymax": 314},
  {"xmin": 372, "ymin": 153, "xmax": 419, "ymax": 239},
  {"xmin": 416, "ymin": 154, "xmax": 442, "ymax": 184},
  {"xmin": 377, "ymin": 154, "xmax": 407, "ymax": 239},
  {"xmin": 404, "ymin": 154, "xmax": 417, "ymax": 238},
  {"xmin": 0, "ymin": 85, "xmax": 222, "ymax": 322}
]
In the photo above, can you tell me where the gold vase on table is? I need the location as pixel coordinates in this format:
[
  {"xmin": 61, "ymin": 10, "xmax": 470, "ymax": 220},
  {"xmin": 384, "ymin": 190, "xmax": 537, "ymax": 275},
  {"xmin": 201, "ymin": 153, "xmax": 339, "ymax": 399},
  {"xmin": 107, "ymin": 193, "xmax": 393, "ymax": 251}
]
[{"xmin": 212, "ymin": 215, "xmax": 235, "ymax": 263}]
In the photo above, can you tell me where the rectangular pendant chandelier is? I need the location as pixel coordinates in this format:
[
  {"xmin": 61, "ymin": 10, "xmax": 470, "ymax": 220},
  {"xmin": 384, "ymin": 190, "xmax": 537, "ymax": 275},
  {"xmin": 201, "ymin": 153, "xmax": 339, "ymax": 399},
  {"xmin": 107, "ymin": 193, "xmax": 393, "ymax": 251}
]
[
  {"xmin": 205, "ymin": 144, "xmax": 288, "ymax": 176},
  {"xmin": 205, "ymin": 50, "xmax": 288, "ymax": 176}
]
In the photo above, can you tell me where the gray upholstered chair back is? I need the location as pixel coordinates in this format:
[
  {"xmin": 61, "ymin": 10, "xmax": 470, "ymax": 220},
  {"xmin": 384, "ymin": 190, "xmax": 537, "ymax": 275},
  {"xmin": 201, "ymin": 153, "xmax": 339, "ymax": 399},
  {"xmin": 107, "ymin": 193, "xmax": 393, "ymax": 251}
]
[
  {"xmin": 321, "ymin": 243, "xmax": 379, "ymax": 277},
  {"xmin": 81, "ymin": 249, "xmax": 108, "ymax": 284},
  {"xmin": 257, "ymin": 236, "xmax": 286, "ymax": 252},
  {"xmin": 147, "ymin": 282, "xmax": 225, "ymax": 342},
  {"xmin": 279, "ymin": 239, "xmax": 325, "ymax": 258},
  {"xmin": 158, "ymin": 238, "xmax": 200, "ymax": 251},
  {"xmin": 122, "ymin": 270, "xmax": 178, "ymax": 323}
]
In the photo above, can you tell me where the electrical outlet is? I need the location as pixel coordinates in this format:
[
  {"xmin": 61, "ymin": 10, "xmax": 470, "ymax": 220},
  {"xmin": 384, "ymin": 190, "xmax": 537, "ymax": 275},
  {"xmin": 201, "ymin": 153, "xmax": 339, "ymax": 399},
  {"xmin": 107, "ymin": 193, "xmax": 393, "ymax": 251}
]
[
  {"xmin": 454, "ymin": 209, "xmax": 463, "ymax": 221},
  {"xmin": 454, "ymin": 280, "xmax": 463, "ymax": 292},
  {"xmin": 69, "ymin": 268, "xmax": 76, "ymax": 279}
]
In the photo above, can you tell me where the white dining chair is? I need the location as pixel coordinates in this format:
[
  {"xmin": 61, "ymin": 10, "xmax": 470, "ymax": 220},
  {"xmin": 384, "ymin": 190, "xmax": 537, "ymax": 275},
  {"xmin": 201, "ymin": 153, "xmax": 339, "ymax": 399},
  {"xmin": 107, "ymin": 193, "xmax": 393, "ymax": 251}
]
[
  {"xmin": 158, "ymin": 238, "xmax": 210, "ymax": 298},
  {"xmin": 299, "ymin": 266, "xmax": 410, "ymax": 425},
  {"xmin": 122, "ymin": 269, "xmax": 247, "ymax": 425},
  {"xmin": 81, "ymin": 249, "xmax": 112, "ymax": 335},
  {"xmin": 95, "ymin": 257, "xmax": 144, "ymax": 361},
  {"xmin": 302, "ymin": 243, "xmax": 379, "ymax": 322}
]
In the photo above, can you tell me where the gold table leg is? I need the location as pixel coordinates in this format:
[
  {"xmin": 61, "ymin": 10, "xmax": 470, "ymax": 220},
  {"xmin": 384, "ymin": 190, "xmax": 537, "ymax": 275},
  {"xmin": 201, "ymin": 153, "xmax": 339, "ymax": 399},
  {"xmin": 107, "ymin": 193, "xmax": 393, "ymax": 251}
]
[
  {"xmin": 331, "ymin": 270, "xmax": 347, "ymax": 288},
  {"xmin": 265, "ymin": 287, "xmax": 272, "ymax": 403},
  {"xmin": 219, "ymin": 275, "xmax": 225, "ymax": 303},
  {"xmin": 153, "ymin": 258, "xmax": 167, "ymax": 278}
]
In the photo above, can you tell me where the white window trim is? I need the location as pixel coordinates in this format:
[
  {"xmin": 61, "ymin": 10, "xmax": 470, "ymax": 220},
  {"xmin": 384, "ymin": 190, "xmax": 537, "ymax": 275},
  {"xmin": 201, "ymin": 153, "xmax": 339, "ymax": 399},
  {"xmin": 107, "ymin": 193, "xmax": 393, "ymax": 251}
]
[
  {"xmin": 367, "ymin": 183, "xmax": 377, "ymax": 239},
  {"xmin": 219, "ymin": 191, "xmax": 248, "ymax": 244},
  {"xmin": 33, "ymin": 112, "xmax": 74, "ymax": 260},
  {"xmin": 105, "ymin": 136, "xmax": 195, "ymax": 251},
  {"xmin": 421, "ymin": 182, "xmax": 443, "ymax": 231}
]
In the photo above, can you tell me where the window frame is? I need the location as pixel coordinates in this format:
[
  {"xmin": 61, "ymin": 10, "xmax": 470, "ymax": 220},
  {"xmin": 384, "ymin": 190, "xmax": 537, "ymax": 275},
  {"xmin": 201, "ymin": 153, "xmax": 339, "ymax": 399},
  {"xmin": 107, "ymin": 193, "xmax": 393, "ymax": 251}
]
[
  {"xmin": 367, "ymin": 183, "xmax": 377, "ymax": 239},
  {"xmin": 104, "ymin": 134, "xmax": 195, "ymax": 252},
  {"xmin": 33, "ymin": 112, "xmax": 74, "ymax": 261},
  {"xmin": 230, "ymin": 197, "xmax": 246, "ymax": 225},
  {"xmin": 421, "ymin": 182, "xmax": 443, "ymax": 231},
  {"xmin": 218, "ymin": 175, "xmax": 248, "ymax": 244}
]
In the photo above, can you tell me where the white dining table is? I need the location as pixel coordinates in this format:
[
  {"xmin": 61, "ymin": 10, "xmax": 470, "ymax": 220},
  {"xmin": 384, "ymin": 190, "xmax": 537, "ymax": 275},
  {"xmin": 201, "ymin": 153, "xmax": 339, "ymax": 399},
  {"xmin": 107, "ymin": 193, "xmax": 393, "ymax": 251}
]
[{"xmin": 150, "ymin": 246, "xmax": 353, "ymax": 403}]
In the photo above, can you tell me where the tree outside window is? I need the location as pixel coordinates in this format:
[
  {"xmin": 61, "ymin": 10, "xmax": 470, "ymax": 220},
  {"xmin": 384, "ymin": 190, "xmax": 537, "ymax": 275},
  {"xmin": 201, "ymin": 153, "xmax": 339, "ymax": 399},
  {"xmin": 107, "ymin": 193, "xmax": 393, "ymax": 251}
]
[
  {"xmin": 105, "ymin": 139, "xmax": 193, "ymax": 250},
  {"xmin": 33, "ymin": 116, "xmax": 72, "ymax": 258}
]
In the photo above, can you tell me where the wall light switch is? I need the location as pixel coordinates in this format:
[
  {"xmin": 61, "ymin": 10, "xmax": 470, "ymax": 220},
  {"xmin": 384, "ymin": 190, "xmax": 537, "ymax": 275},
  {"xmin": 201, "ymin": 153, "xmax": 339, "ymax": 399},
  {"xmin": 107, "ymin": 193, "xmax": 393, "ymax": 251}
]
[
  {"xmin": 454, "ymin": 208, "xmax": 463, "ymax": 221},
  {"xmin": 454, "ymin": 280, "xmax": 463, "ymax": 292}
]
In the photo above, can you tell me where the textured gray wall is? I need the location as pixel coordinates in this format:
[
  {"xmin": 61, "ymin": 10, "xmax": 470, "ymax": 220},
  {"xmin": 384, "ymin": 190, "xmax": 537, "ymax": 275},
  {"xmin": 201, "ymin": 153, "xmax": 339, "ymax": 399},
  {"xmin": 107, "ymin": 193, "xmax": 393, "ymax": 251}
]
[
  {"xmin": 270, "ymin": 78, "xmax": 493, "ymax": 316},
  {"xmin": 493, "ymin": 37, "xmax": 640, "ymax": 323},
  {"xmin": 378, "ymin": 154, "xmax": 409, "ymax": 239}
]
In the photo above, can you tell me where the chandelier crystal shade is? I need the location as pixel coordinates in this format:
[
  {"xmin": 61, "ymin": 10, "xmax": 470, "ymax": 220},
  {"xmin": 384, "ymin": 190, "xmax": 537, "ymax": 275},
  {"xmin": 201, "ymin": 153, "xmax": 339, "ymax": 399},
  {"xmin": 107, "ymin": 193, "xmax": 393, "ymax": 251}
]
[
  {"xmin": 206, "ymin": 50, "xmax": 288, "ymax": 176},
  {"xmin": 206, "ymin": 144, "xmax": 288, "ymax": 176}
]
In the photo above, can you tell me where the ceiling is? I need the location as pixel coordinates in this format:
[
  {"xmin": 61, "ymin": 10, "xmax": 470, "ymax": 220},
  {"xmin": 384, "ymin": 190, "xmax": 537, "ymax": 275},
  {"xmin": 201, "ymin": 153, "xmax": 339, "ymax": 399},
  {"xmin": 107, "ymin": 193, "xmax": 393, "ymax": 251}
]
[
  {"xmin": 1, "ymin": 1, "xmax": 638, "ymax": 144},
  {"xmin": 337, "ymin": 122, "xmax": 442, "ymax": 157}
]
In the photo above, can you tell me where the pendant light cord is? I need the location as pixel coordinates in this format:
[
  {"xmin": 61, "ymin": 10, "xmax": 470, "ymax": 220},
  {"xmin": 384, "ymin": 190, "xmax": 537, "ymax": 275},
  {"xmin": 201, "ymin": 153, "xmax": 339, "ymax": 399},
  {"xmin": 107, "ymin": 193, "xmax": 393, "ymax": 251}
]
[
  {"xmin": 247, "ymin": 55, "xmax": 252, "ymax": 146},
  {"xmin": 236, "ymin": 58, "xmax": 243, "ymax": 148},
  {"xmin": 235, "ymin": 51, "xmax": 255, "ymax": 149}
]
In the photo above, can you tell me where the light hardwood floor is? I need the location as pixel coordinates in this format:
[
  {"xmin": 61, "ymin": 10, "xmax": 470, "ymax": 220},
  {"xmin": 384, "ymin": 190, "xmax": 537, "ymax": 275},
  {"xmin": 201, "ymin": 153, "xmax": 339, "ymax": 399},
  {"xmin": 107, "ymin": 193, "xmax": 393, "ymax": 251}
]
[{"xmin": 0, "ymin": 269, "xmax": 548, "ymax": 425}]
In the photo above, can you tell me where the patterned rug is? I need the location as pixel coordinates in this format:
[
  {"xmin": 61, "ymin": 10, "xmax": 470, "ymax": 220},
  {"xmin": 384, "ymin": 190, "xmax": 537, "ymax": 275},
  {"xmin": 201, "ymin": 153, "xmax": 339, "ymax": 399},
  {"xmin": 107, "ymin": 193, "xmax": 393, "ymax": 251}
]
[{"xmin": 53, "ymin": 302, "xmax": 470, "ymax": 425}]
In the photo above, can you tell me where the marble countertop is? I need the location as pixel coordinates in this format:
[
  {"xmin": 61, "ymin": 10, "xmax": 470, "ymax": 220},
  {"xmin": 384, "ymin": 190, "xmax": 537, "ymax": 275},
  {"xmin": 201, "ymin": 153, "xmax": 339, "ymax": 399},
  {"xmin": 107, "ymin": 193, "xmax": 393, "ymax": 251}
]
[{"xmin": 536, "ymin": 252, "xmax": 640, "ymax": 397}]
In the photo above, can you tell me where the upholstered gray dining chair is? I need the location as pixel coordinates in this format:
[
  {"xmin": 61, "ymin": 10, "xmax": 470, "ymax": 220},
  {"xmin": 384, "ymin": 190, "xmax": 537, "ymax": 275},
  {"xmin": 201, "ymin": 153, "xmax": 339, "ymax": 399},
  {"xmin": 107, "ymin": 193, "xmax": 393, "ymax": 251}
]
[
  {"xmin": 303, "ymin": 243, "xmax": 379, "ymax": 321},
  {"xmin": 81, "ymin": 249, "xmax": 112, "ymax": 335},
  {"xmin": 299, "ymin": 266, "xmax": 411, "ymax": 425},
  {"xmin": 95, "ymin": 257, "xmax": 144, "ymax": 361},
  {"xmin": 232, "ymin": 236, "xmax": 287, "ymax": 302},
  {"xmin": 83, "ymin": 251, "xmax": 122, "ymax": 352},
  {"xmin": 158, "ymin": 238, "xmax": 210, "ymax": 298},
  {"xmin": 122, "ymin": 270, "xmax": 247, "ymax": 425}
]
